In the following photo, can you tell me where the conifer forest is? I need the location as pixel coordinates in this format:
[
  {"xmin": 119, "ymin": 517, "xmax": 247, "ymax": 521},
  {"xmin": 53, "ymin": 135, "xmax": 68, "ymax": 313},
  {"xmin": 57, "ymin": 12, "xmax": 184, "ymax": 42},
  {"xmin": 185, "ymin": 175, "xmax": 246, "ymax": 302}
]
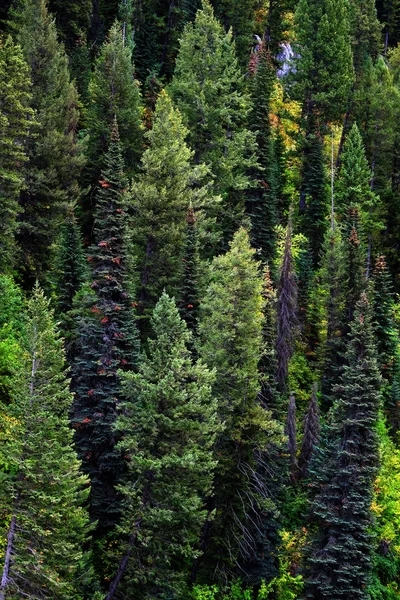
[{"xmin": 4, "ymin": 1, "xmax": 400, "ymax": 599}]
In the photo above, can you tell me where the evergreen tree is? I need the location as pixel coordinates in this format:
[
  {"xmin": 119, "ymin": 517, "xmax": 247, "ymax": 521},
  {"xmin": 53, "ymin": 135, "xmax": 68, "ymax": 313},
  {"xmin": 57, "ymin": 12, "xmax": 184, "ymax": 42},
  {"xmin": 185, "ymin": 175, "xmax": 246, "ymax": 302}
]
[
  {"xmin": 306, "ymin": 293, "xmax": 381, "ymax": 599},
  {"xmin": 299, "ymin": 121, "xmax": 328, "ymax": 266},
  {"xmin": 212, "ymin": 0, "xmax": 258, "ymax": 67},
  {"xmin": 179, "ymin": 205, "xmax": 200, "ymax": 334},
  {"xmin": 349, "ymin": 0, "xmax": 381, "ymax": 74},
  {"xmin": 0, "ymin": 34, "xmax": 33, "ymax": 274},
  {"xmin": 53, "ymin": 205, "xmax": 86, "ymax": 317},
  {"xmin": 299, "ymin": 382, "xmax": 320, "ymax": 478},
  {"xmin": 343, "ymin": 222, "xmax": 365, "ymax": 327},
  {"xmin": 85, "ymin": 21, "xmax": 142, "ymax": 178},
  {"xmin": 10, "ymin": 0, "xmax": 83, "ymax": 283},
  {"xmin": 258, "ymin": 265, "xmax": 279, "ymax": 413},
  {"xmin": 71, "ymin": 122, "xmax": 140, "ymax": 542},
  {"xmin": 246, "ymin": 42, "xmax": 279, "ymax": 266},
  {"xmin": 276, "ymin": 221, "xmax": 299, "ymax": 393},
  {"xmin": 169, "ymin": 0, "xmax": 257, "ymax": 247},
  {"xmin": 196, "ymin": 228, "xmax": 282, "ymax": 580},
  {"xmin": 0, "ymin": 285, "xmax": 94, "ymax": 600},
  {"xmin": 292, "ymin": 0, "xmax": 354, "ymax": 126},
  {"xmin": 104, "ymin": 292, "xmax": 218, "ymax": 600},
  {"xmin": 131, "ymin": 90, "xmax": 213, "ymax": 320},
  {"xmin": 48, "ymin": 0, "xmax": 92, "ymax": 50}
]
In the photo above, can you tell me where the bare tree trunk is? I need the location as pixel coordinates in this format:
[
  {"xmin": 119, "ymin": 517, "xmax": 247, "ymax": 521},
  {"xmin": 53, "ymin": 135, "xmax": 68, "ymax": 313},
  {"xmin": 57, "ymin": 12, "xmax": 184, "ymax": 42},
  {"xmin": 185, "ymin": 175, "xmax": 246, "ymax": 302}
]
[{"xmin": 105, "ymin": 524, "xmax": 141, "ymax": 600}]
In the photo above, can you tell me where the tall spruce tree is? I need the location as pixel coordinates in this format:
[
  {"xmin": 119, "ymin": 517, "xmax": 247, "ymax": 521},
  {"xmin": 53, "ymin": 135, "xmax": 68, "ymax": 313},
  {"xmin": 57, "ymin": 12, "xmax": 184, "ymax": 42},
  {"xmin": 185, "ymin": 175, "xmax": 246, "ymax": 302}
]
[
  {"xmin": 196, "ymin": 228, "xmax": 282, "ymax": 581},
  {"xmin": 10, "ymin": 0, "xmax": 83, "ymax": 283},
  {"xmin": 246, "ymin": 42, "xmax": 279, "ymax": 266},
  {"xmin": 292, "ymin": 0, "xmax": 354, "ymax": 126},
  {"xmin": 71, "ymin": 122, "xmax": 140, "ymax": 543},
  {"xmin": 0, "ymin": 34, "xmax": 33, "ymax": 274},
  {"xmin": 104, "ymin": 292, "xmax": 218, "ymax": 600},
  {"xmin": 131, "ymin": 90, "xmax": 213, "ymax": 320},
  {"xmin": 169, "ymin": 0, "xmax": 257, "ymax": 247},
  {"xmin": 306, "ymin": 293, "xmax": 381, "ymax": 599},
  {"xmin": 0, "ymin": 285, "xmax": 94, "ymax": 600},
  {"xmin": 276, "ymin": 221, "xmax": 299, "ymax": 393}
]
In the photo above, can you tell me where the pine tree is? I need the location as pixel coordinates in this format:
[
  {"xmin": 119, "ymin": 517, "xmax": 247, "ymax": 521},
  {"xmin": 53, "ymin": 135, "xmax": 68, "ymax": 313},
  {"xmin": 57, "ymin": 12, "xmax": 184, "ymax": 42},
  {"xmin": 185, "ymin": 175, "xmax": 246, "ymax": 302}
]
[
  {"xmin": 131, "ymin": 90, "xmax": 213, "ymax": 320},
  {"xmin": 196, "ymin": 228, "xmax": 282, "ymax": 581},
  {"xmin": 179, "ymin": 205, "xmax": 200, "ymax": 334},
  {"xmin": 169, "ymin": 0, "xmax": 257, "ymax": 247},
  {"xmin": 343, "ymin": 222, "xmax": 365, "ymax": 327},
  {"xmin": 292, "ymin": 0, "xmax": 354, "ymax": 126},
  {"xmin": 0, "ymin": 34, "xmax": 33, "ymax": 274},
  {"xmin": 10, "ymin": 0, "xmax": 83, "ymax": 283},
  {"xmin": 71, "ymin": 122, "xmax": 140, "ymax": 542},
  {"xmin": 85, "ymin": 22, "xmax": 143, "ymax": 178},
  {"xmin": 276, "ymin": 221, "xmax": 299, "ymax": 393},
  {"xmin": 0, "ymin": 284, "xmax": 94, "ymax": 600},
  {"xmin": 335, "ymin": 123, "xmax": 379, "ymax": 254},
  {"xmin": 211, "ymin": 0, "xmax": 258, "ymax": 67},
  {"xmin": 299, "ymin": 120, "xmax": 329, "ymax": 266},
  {"xmin": 53, "ymin": 205, "xmax": 86, "ymax": 317},
  {"xmin": 299, "ymin": 382, "xmax": 320, "ymax": 478},
  {"xmin": 104, "ymin": 292, "xmax": 218, "ymax": 600},
  {"xmin": 246, "ymin": 42, "xmax": 279, "ymax": 266},
  {"xmin": 258, "ymin": 265, "xmax": 279, "ymax": 414},
  {"xmin": 306, "ymin": 293, "xmax": 381, "ymax": 599},
  {"xmin": 48, "ymin": 0, "xmax": 92, "ymax": 50}
]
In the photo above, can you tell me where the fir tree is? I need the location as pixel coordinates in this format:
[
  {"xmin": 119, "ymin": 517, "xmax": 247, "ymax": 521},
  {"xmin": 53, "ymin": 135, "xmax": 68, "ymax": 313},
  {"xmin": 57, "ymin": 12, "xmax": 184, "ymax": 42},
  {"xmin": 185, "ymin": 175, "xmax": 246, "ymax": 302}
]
[
  {"xmin": 196, "ymin": 228, "xmax": 282, "ymax": 581},
  {"xmin": 258, "ymin": 265, "xmax": 279, "ymax": 414},
  {"xmin": 299, "ymin": 121, "xmax": 328, "ymax": 266},
  {"xmin": 48, "ymin": 0, "xmax": 92, "ymax": 50},
  {"xmin": 299, "ymin": 382, "xmax": 320, "ymax": 478},
  {"xmin": 276, "ymin": 221, "xmax": 299, "ymax": 393},
  {"xmin": 0, "ymin": 34, "xmax": 33, "ymax": 274},
  {"xmin": 131, "ymin": 90, "xmax": 213, "ymax": 321},
  {"xmin": 10, "ymin": 0, "xmax": 83, "ymax": 283},
  {"xmin": 343, "ymin": 222, "xmax": 365, "ymax": 328},
  {"xmin": 212, "ymin": 0, "xmax": 258, "ymax": 67},
  {"xmin": 306, "ymin": 293, "xmax": 381, "ymax": 599},
  {"xmin": 169, "ymin": 0, "xmax": 257, "ymax": 247},
  {"xmin": 71, "ymin": 122, "xmax": 140, "ymax": 543},
  {"xmin": 53, "ymin": 205, "xmax": 86, "ymax": 317},
  {"xmin": 0, "ymin": 285, "xmax": 94, "ymax": 600},
  {"xmin": 292, "ymin": 0, "xmax": 354, "ymax": 126},
  {"xmin": 246, "ymin": 42, "xmax": 279, "ymax": 266},
  {"xmin": 104, "ymin": 292, "xmax": 219, "ymax": 600},
  {"xmin": 179, "ymin": 205, "xmax": 200, "ymax": 334}
]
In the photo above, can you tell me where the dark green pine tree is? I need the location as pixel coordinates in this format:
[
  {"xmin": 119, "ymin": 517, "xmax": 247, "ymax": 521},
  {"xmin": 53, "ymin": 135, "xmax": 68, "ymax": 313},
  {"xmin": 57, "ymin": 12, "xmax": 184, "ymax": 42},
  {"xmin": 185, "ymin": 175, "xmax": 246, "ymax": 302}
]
[
  {"xmin": 258, "ymin": 265, "xmax": 279, "ymax": 414},
  {"xmin": 299, "ymin": 119, "xmax": 329, "ymax": 267},
  {"xmin": 299, "ymin": 382, "xmax": 320, "ymax": 478},
  {"xmin": 48, "ymin": 0, "xmax": 92, "ymax": 50},
  {"xmin": 305, "ymin": 293, "xmax": 381, "ymax": 600},
  {"xmin": 53, "ymin": 205, "xmax": 86, "ymax": 317},
  {"xmin": 246, "ymin": 42, "xmax": 279, "ymax": 267},
  {"xmin": 0, "ymin": 34, "xmax": 33, "ymax": 274},
  {"xmin": 169, "ymin": 0, "xmax": 257, "ymax": 248},
  {"xmin": 83, "ymin": 21, "xmax": 143, "ymax": 236},
  {"xmin": 372, "ymin": 255, "xmax": 399, "ymax": 432},
  {"xmin": 0, "ymin": 284, "xmax": 95, "ymax": 600},
  {"xmin": 343, "ymin": 221, "xmax": 365, "ymax": 328},
  {"xmin": 10, "ymin": 0, "xmax": 84, "ymax": 284},
  {"xmin": 196, "ymin": 228, "xmax": 282, "ymax": 582},
  {"xmin": 104, "ymin": 292, "xmax": 218, "ymax": 600},
  {"xmin": 179, "ymin": 205, "xmax": 200, "ymax": 334},
  {"xmin": 71, "ymin": 122, "xmax": 140, "ymax": 544},
  {"xmin": 211, "ymin": 0, "xmax": 258, "ymax": 68}
]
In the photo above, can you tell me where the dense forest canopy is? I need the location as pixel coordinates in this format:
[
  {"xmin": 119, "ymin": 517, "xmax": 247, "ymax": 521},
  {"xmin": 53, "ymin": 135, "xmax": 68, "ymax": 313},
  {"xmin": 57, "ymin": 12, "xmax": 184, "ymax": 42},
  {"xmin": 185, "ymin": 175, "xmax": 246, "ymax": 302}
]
[{"xmin": 2, "ymin": 0, "xmax": 400, "ymax": 598}]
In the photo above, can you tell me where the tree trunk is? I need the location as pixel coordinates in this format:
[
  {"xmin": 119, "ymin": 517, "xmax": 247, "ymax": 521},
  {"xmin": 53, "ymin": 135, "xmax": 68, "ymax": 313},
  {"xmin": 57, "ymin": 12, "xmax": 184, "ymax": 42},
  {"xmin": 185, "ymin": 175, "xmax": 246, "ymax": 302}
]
[{"xmin": 0, "ymin": 514, "xmax": 17, "ymax": 600}]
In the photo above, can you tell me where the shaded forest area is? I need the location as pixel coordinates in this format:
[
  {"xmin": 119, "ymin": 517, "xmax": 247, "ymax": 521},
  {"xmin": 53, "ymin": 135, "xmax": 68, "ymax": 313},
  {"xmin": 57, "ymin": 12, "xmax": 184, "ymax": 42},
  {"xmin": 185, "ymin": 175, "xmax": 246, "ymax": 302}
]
[{"xmin": 2, "ymin": 0, "xmax": 400, "ymax": 598}]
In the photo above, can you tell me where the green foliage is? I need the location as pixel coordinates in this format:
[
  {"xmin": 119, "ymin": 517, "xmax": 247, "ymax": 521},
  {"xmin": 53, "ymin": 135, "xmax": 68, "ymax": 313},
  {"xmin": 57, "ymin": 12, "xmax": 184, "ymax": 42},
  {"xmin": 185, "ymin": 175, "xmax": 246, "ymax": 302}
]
[
  {"xmin": 131, "ymin": 90, "xmax": 215, "ymax": 318},
  {"xmin": 11, "ymin": 0, "xmax": 84, "ymax": 283},
  {"xmin": 110, "ymin": 292, "xmax": 218, "ymax": 598},
  {"xmin": 197, "ymin": 228, "xmax": 282, "ymax": 580},
  {"xmin": 169, "ymin": 0, "xmax": 257, "ymax": 246},
  {"xmin": 0, "ymin": 284, "xmax": 95, "ymax": 599},
  {"xmin": 0, "ymin": 34, "xmax": 33, "ymax": 274},
  {"xmin": 292, "ymin": 0, "xmax": 354, "ymax": 124}
]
